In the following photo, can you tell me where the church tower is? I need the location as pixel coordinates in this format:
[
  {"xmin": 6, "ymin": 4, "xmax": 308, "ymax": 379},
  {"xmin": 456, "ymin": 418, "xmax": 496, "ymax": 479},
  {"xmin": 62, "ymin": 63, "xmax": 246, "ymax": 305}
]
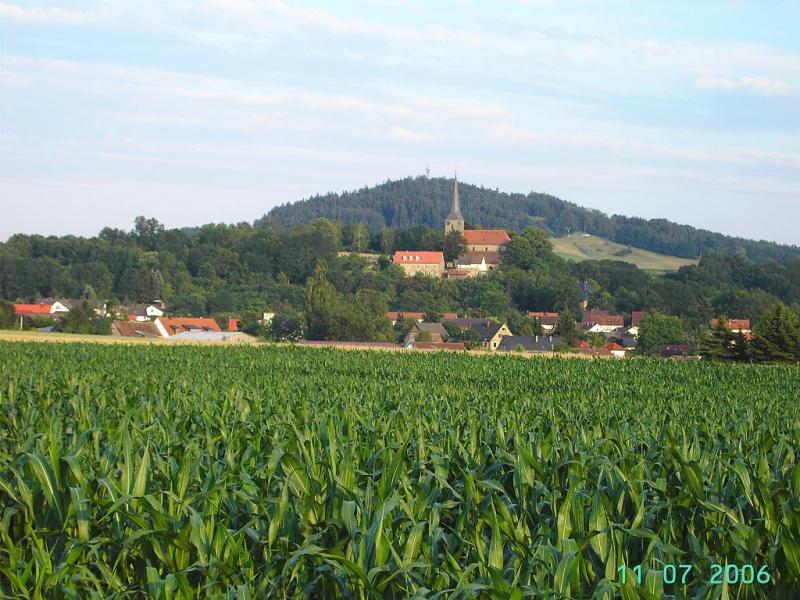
[{"xmin": 444, "ymin": 175, "xmax": 465, "ymax": 234}]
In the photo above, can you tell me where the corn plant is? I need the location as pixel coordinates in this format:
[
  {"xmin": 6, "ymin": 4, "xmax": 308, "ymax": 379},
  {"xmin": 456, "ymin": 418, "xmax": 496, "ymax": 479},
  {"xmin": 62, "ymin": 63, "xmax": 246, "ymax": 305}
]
[{"xmin": 0, "ymin": 341, "xmax": 799, "ymax": 598}]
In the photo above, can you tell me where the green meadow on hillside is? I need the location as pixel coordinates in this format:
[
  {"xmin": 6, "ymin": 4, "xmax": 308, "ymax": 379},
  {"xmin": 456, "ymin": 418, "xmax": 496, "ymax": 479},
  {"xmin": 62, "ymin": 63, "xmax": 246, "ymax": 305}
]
[{"xmin": 551, "ymin": 234, "xmax": 699, "ymax": 274}]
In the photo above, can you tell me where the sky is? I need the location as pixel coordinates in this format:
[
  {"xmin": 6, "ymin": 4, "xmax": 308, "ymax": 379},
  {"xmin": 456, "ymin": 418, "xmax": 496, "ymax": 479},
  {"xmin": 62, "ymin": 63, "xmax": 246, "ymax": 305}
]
[{"xmin": 1, "ymin": 1, "xmax": 799, "ymax": 244}]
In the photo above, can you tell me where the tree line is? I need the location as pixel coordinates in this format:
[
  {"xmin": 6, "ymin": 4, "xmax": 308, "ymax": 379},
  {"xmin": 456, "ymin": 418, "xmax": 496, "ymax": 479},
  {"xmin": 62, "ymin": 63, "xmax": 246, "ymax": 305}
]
[
  {"xmin": 1, "ymin": 217, "xmax": 799, "ymax": 362},
  {"xmin": 262, "ymin": 176, "xmax": 800, "ymax": 264}
]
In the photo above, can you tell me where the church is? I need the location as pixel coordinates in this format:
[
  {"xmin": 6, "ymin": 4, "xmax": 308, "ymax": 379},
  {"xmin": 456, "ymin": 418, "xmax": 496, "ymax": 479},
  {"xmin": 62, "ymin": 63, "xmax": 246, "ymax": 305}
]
[
  {"xmin": 445, "ymin": 177, "xmax": 510, "ymax": 253},
  {"xmin": 445, "ymin": 176, "xmax": 510, "ymax": 277}
]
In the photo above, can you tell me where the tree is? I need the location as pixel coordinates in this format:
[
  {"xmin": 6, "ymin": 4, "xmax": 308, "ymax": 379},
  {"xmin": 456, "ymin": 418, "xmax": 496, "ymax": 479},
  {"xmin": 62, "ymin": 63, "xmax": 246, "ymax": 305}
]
[
  {"xmin": 350, "ymin": 224, "xmax": 370, "ymax": 253},
  {"xmin": 637, "ymin": 313, "xmax": 685, "ymax": 355},
  {"xmin": 699, "ymin": 318, "xmax": 749, "ymax": 362},
  {"xmin": 751, "ymin": 303, "xmax": 800, "ymax": 363},
  {"xmin": 416, "ymin": 330, "xmax": 433, "ymax": 342},
  {"xmin": 133, "ymin": 216, "xmax": 165, "ymax": 251},
  {"xmin": 333, "ymin": 289, "xmax": 393, "ymax": 342},
  {"xmin": 380, "ymin": 227, "xmax": 395, "ymax": 255},
  {"xmin": 0, "ymin": 300, "xmax": 15, "ymax": 328},
  {"xmin": 443, "ymin": 231, "xmax": 466, "ymax": 264},
  {"xmin": 305, "ymin": 260, "xmax": 339, "ymax": 340},
  {"xmin": 268, "ymin": 311, "xmax": 304, "ymax": 341},
  {"xmin": 135, "ymin": 267, "xmax": 165, "ymax": 302},
  {"xmin": 504, "ymin": 227, "xmax": 553, "ymax": 271},
  {"xmin": 554, "ymin": 311, "xmax": 577, "ymax": 344}
]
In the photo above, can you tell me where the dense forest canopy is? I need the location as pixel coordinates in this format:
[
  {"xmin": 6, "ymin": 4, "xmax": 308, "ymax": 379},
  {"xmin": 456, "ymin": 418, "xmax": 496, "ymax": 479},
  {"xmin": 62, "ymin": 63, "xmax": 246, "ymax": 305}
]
[
  {"xmin": 2, "ymin": 217, "xmax": 799, "ymax": 341},
  {"xmin": 261, "ymin": 176, "xmax": 800, "ymax": 264}
]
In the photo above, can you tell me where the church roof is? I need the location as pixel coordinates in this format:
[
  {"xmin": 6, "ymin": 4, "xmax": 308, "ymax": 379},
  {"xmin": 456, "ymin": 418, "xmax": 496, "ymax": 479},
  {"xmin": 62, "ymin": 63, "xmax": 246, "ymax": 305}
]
[{"xmin": 463, "ymin": 229, "xmax": 511, "ymax": 246}]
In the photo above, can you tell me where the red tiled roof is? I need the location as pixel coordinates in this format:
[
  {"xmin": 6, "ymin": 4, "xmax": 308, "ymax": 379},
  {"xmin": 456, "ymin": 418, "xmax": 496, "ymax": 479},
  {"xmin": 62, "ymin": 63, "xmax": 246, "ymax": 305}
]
[
  {"xmin": 14, "ymin": 304, "xmax": 52, "ymax": 316},
  {"xmin": 442, "ymin": 312, "xmax": 458, "ymax": 320},
  {"xmin": 112, "ymin": 321, "xmax": 161, "ymax": 337},
  {"xmin": 157, "ymin": 317, "xmax": 221, "ymax": 336},
  {"xmin": 393, "ymin": 251, "xmax": 444, "ymax": 264},
  {"xmin": 606, "ymin": 342, "xmax": 626, "ymax": 351},
  {"xmin": 228, "ymin": 318, "xmax": 239, "ymax": 332},
  {"xmin": 711, "ymin": 319, "xmax": 751, "ymax": 331},
  {"xmin": 387, "ymin": 311, "xmax": 426, "ymax": 321},
  {"xmin": 463, "ymin": 229, "xmax": 511, "ymax": 246},
  {"xmin": 631, "ymin": 311, "xmax": 648, "ymax": 327},
  {"xmin": 582, "ymin": 311, "xmax": 624, "ymax": 327}
]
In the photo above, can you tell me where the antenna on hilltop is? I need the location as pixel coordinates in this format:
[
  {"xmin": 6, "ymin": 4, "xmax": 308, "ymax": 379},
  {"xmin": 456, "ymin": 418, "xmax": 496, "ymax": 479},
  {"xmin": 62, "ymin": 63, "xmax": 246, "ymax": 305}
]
[{"xmin": 425, "ymin": 165, "xmax": 430, "ymax": 178}]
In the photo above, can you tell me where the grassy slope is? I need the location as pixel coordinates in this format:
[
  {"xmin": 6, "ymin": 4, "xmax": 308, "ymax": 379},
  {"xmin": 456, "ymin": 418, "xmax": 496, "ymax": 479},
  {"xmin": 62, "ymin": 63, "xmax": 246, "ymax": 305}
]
[{"xmin": 551, "ymin": 234, "xmax": 698, "ymax": 273}]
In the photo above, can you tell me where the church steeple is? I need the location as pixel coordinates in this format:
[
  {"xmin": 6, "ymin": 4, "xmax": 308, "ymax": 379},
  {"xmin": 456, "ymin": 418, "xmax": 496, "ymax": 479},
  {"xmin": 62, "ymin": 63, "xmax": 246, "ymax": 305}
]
[{"xmin": 445, "ymin": 174, "xmax": 465, "ymax": 234}]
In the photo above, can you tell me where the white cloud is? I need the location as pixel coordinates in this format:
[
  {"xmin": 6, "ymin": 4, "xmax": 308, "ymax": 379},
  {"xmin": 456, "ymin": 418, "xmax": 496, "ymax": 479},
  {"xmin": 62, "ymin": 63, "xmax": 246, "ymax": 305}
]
[
  {"xmin": 0, "ymin": 2, "xmax": 117, "ymax": 25},
  {"xmin": 694, "ymin": 75, "xmax": 800, "ymax": 96}
]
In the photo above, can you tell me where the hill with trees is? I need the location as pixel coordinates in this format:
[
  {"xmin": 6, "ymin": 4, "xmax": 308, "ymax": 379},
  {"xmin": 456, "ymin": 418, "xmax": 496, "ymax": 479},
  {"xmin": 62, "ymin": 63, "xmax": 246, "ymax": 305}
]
[{"xmin": 260, "ymin": 176, "xmax": 800, "ymax": 264}]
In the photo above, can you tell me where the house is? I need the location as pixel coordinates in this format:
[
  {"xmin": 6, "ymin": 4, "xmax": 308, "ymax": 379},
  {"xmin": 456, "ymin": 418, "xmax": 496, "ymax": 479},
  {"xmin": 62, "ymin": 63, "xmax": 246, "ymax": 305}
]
[
  {"xmin": 126, "ymin": 303, "xmax": 165, "ymax": 322},
  {"xmin": 605, "ymin": 342, "xmax": 627, "ymax": 359},
  {"xmin": 627, "ymin": 311, "xmax": 649, "ymax": 336},
  {"xmin": 33, "ymin": 299, "xmax": 74, "ymax": 314},
  {"xmin": 710, "ymin": 318, "xmax": 752, "ymax": 341},
  {"xmin": 14, "ymin": 304, "xmax": 57, "ymax": 318},
  {"xmin": 527, "ymin": 311, "xmax": 559, "ymax": 332},
  {"xmin": 581, "ymin": 310, "xmax": 625, "ymax": 333},
  {"xmin": 710, "ymin": 318, "xmax": 751, "ymax": 332},
  {"xmin": 462, "ymin": 230, "xmax": 511, "ymax": 253},
  {"xmin": 620, "ymin": 334, "xmax": 638, "ymax": 350},
  {"xmin": 154, "ymin": 317, "xmax": 221, "ymax": 337},
  {"xmin": 455, "ymin": 251, "xmax": 502, "ymax": 275},
  {"xmin": 441, "ymin": 312, "xmax": 458, "ymax": 320},
  {"xmin": 403, "ymin": 322, "xmax": 449, "ymax": 345},
  {"xmin": 387, "ymin": 311, "xmax": 426, "ymax": 325},
  {"xmin": 393, "ymin": 251, "xmax": 445, "ymax": 278},
  {"xmin": 111, "ymin": 320, "xmax": 162, "ymax": 338},
  {"xmin": 168, "ymin": 331, "xmax": 256, "ymax": 343},
  {"xmin": 444, "ymin": 317, "xmax": 512, "ymax": 351},
  {"xmin": 227, "ymin": 318, "xmax": 239, "ymax": 332},
  {"xmin": 498, "ymin": 335, "xmax": 562, "ymax": 353}
]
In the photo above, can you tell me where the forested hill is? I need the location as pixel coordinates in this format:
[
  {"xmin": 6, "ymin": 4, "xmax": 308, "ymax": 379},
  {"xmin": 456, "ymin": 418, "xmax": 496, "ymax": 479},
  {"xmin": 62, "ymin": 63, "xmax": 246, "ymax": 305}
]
[{"xmin": 260, "ymin": 176, "xmax": 800, "ymax": 264}]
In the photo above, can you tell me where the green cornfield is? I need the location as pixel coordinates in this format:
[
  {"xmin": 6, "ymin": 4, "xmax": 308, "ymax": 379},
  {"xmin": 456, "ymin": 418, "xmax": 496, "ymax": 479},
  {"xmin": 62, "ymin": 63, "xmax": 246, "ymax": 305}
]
[{"xmin": 1, "ymin": 342, "xmax": 799, "ymax": 599}]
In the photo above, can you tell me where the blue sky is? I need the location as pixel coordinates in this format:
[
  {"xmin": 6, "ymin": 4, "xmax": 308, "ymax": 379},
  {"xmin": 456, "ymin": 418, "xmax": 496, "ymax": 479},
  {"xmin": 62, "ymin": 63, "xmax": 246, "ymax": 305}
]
[{"xmin": 1, "ymin": 1, "xmax": 799, "ymax": 244}]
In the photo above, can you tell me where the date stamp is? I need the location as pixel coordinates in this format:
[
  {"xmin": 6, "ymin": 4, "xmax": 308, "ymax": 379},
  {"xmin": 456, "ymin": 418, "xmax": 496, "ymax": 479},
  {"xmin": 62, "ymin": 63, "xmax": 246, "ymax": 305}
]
[{"xmin": 618, "ymin": 563, "xmax": 772, "ymax": 586}]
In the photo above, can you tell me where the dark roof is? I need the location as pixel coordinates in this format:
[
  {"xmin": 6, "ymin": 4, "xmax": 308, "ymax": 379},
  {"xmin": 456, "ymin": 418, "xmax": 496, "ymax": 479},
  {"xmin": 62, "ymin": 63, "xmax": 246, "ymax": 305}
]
[
  {"xmin": 444, "ymin": 317, "xmax": 492, "ymax": 328},
  {"xmin": 659, "ymin": 342, "xmax": 693, "ymax": 357},
  {"xmin": 457, "ymin": 251, "xmax": 502, "ymax": 266},
  {"xmin": 498, "ymin": 335, "xmax": 562, "ymax": 352},
  {"xmin": 446, "ymin": 318, "xmax": 506, "ymax": 342},
  {"xmin": 412, "ymin": 322, "xmax": 448, "ymax": 337}
]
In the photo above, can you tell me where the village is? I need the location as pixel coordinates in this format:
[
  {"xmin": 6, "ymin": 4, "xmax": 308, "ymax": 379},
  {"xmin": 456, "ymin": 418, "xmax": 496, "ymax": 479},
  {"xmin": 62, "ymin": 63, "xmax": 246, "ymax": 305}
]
[{"xmin": 9, "ymin": 179, "xmax": 752, "ymax": 358}]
